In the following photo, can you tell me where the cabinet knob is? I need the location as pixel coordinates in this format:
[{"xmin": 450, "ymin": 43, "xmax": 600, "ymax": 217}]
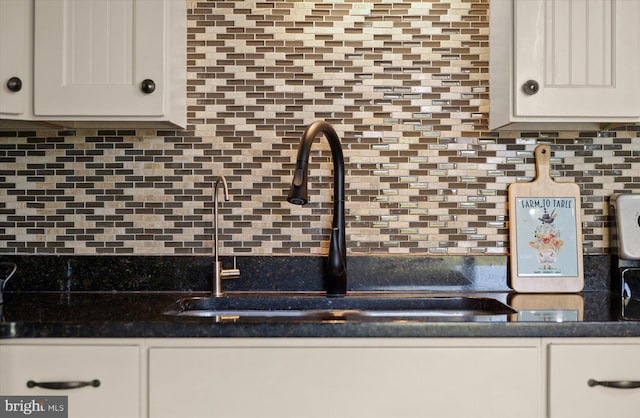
[
  {"xmin": 140, "ymin": 79, "xmax": 156, "ymax": 94},
  {"xmin": 6, "ymin": 77, "xmax": 22, "ymax": 92},
  {"xmin": 522, "ymin": 80, "xmax": 540, "ymax": 95}
]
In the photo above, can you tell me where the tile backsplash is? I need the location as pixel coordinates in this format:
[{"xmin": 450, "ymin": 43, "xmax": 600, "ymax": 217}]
[{"xmin": 0, "ymin": 0, "xmax": 633, "ymax": 256}]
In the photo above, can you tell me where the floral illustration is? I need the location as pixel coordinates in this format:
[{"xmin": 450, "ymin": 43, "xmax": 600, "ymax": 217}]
[{"xmin": 528, "ymin": 208, "xmax": 564, "ymax": 271}]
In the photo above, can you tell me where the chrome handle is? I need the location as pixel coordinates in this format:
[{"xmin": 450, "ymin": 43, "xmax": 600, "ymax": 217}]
[
  {"xmin": 221, "ymin": 268, "xmax": 240, "ymax": 279},
  {"xmin": 588, "ymin": 379, "xmax": 640, "ymax": 389},
  {"xmin": 27, "ymin": 379, "xmax": 100, "ymax": 390},
  {"xmin": 221, "ymin": 257, "xmax": 240, "ymax": 280}
]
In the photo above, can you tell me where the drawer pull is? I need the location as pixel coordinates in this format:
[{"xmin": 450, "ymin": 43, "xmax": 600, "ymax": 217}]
[
  {"xmin": 588, "ymin": 379, "xmax": 640, "ymax": 389},
  {"xmin": 27, "ymin": 379, "xmax": 100, "ymax": 390}
]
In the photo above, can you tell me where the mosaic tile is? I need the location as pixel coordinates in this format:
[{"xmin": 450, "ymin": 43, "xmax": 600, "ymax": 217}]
[{"xmin": 0, "ymin": 0, "xmax": 633, "ymax": 257}]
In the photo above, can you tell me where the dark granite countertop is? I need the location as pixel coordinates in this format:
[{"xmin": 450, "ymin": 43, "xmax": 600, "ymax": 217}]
[
  {"xmin": 1, "ymin": 290, "xmax": 638, "ymax": 339},
  {"xmin": 0, "ymin": 254, "xmax": 637, "ymax": 339}
]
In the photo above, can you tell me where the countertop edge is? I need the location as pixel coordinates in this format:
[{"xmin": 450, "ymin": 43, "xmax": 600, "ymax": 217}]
[{"xmin": 3, "ymin": 321, "xmax": 640, "ymax": 339}]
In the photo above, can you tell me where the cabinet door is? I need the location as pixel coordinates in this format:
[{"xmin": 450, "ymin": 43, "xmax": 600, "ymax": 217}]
[
  {"xmin": 149, "ymin": 344, "xmax": 540, "ymax": 418},
  {"xmin": 548, "ymin": 343, "xmax": 640, "ymax": 418},
  {"xmin": 514, "ymin": 0, "xmax": 640, "ymax": 118},
  {"xmin": 0, "ymin": 0, "xmax": 30, "ymax": 117},
  {"xmin": 0, "ymin": 345, "xmax": 140, "ymax": 418},
  {"xmin": 33, "ymin": 0, "xmax": 165, "ymax": 117}
]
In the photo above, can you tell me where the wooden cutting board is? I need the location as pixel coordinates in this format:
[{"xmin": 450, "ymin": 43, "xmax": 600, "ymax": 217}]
[
  {"xmin": 508, "ymin": 294, "xmax": 584, "ymax": 322},
  {"xmin": 508, "ymin": 145, "xmax": 583, "ymax": 293}
]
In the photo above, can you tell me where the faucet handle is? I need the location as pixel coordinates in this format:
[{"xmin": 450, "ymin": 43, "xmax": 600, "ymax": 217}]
[
  {"xmin": 221, "ymin": 268, "xmax": 240, "ymax": 279},
  {"xmin": 221, "ymin": 256, "xmax": 240, "ymax": 280}
]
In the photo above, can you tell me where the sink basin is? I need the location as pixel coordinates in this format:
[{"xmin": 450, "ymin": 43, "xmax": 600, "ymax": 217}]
[{"xmin": 162, "ymin": 295, "xmax": 516, "ymax": 322}]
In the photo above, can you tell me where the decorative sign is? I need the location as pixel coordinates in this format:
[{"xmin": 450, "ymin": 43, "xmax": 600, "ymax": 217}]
[
  {"xmin": 508, "ymin": 144, "xmax": 583, "ymax": 292},
  {"xmin": 514, "ymin": 197, "xmax": 579, "ymax": 277}
]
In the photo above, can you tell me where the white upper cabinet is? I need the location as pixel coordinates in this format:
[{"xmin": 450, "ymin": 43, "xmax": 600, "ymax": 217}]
[
  {"xmin": 34, "ymin": 0, "xmax": 165, "ymax": 118},
  {"xmin": 0, "ymin": 0, "xmax": 185, "ymax": 129},
  {"xmin": 490, "ymin": 0, "xmax": 640, "ymax": 130},
  {"xmin": 0, "ymin": 0, "xmax": 31, "ymax": 120}
]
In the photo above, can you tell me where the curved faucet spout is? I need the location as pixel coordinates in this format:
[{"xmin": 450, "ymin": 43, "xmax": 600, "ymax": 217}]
[
  {"xmin": 214, "ymin": 176, "xmax": 230, "ymax": 259},
  {"xmin": 287, "ymin": 121, "xmax": 347, "ymax": 296},
  {"xmin": 213, "ymin": 176, "xmax": 230, "ymax": 297}
]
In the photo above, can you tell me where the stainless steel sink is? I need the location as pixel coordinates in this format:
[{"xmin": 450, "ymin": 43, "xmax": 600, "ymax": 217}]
[{"xmin": 162, "ymin": 295, "xmax": 516, "ymax": 322}]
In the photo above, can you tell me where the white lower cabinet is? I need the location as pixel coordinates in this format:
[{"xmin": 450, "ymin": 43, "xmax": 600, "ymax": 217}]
[
  {"xmin": 0, "ymin": 341, "xmax": 140, "ymax": 418},
  {"xmin": 147, "ymin": 339, "xmax": 541, "ymax": 418},
  {"xmin": 546, "ymin": 340, "xmax": 640, "ymax": 418},
  {"xmin": 4, "ymin": 337, "xmax": 640, "ymax": 418}
]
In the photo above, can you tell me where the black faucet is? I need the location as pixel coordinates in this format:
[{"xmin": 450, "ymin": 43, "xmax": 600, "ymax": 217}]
[{"xmin": 287, "ymin": 121, "xmax": 347, "ymax": 297}]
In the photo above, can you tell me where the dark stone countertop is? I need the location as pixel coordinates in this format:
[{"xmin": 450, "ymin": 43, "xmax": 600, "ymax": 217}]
[
  {"xmin": 1, "ymin": 290, "xmax": 639, "ymax": 339},
  {"xmin": 0, "ymin": 254, "xmax": 637, "ymax": 339}
]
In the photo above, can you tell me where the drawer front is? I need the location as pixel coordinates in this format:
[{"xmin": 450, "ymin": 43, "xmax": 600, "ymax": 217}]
[
  {"xmin": 0, "ymin": 345, "xmax": 139, "ymax": 418},
  {"xmin": 150, "ymin": 345, "xmax": 540, "ymax": 418},
  {"xmin": 549, "ymin": 344, "xmax": 640, "ymax": 418}
]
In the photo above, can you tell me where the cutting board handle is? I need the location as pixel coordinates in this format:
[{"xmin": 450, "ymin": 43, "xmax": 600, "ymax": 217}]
[{"xmin": 534, "ymin": 144, "xmax": 552, "ymax": 184}]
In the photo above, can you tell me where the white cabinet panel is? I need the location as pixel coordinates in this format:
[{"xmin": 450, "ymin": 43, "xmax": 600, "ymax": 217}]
[
  {"xmin": 490, "ymin": 0, "xmax": 640, "ymax": 129},
  {"xmin": 548, "ymin": 343, "xmax": 640, "ymax": 418},
  {"xmin": 34, "ymin": 0, "xmax": 165, "ymax": 117},
  {"xmin": 149, "ymin": 342, "xmax": 540, "ymax": 418},
  {"xmin": 0, "ymin": 0, "xmax": 185, "ymax": 129},
  {"xmin": 0, "ymin": 344, "xmax": 140, "ymax": 418},
  {"xmin": 515, "ymin": 0, "xmax": 639, "ymax": 118},
  {"xmin": 0, "ymin": 0, "xmax": 31, "ymax": 117}
]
